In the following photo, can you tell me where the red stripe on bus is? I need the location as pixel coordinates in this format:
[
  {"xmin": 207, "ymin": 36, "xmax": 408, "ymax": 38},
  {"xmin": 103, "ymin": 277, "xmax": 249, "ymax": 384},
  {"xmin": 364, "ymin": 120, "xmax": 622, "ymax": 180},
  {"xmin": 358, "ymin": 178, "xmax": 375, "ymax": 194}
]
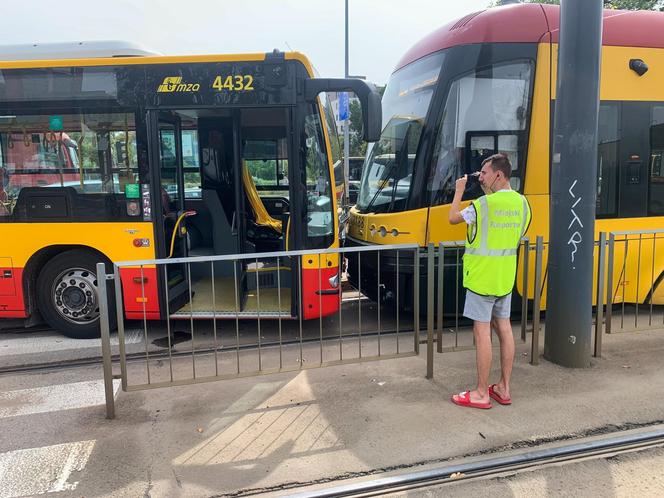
[
  {"xmin": 119, "ymin": 267, "xmax": 161, "ymax": 319},
  {"xmin": 0, "ymin": 267, "xmax": 27, "ymax": 318},
  {"xmin": 301, "ymin": 267, "xmax": 340, "ymax": 320},
  {"xmin": 0, "ymin": 268, "xmax": 28, "ymax": 318}
]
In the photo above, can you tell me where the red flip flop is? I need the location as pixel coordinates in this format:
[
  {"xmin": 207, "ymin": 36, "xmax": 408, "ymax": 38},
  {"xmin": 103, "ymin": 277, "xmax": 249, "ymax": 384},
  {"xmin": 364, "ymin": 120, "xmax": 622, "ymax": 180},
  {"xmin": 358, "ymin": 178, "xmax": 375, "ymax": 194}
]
[
  {"xmin": 489, "ymin": 384, "xmax": 512, "ymax": 405},
  {"xmin": 451, "ymin": 390, "xmax": 492, "ymax": 409}
]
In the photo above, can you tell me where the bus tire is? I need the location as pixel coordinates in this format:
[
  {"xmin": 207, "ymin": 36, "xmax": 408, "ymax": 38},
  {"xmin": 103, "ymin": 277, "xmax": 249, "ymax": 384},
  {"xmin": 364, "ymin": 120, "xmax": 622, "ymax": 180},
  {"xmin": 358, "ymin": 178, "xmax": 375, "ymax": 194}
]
[{"xmin": 36, "ymin": 250, "xmax": 116, "ymax": 339}]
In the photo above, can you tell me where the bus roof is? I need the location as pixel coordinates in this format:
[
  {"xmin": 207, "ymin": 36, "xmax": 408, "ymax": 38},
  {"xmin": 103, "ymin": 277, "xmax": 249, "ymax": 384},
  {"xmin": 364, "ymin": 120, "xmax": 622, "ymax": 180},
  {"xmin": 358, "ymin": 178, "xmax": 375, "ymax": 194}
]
[
  {"xmin": 0, "ymin": 41, "xmax": 161, "ymax": 60},
  {"xmin": 395, "ymin": 4, "xmax": 664, "ymax": 72},
  {"xmin": 0, "ymin": 45, "xmax": 315, "ymax": 76}
]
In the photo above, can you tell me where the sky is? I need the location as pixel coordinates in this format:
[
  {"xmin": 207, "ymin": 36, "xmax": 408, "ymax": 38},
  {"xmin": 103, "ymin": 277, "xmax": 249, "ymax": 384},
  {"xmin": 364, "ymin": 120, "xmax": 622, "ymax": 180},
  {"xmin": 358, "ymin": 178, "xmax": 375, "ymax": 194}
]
[{"xmin": 3, "ymin": 0, "xmax": 490, "ymax": 85}]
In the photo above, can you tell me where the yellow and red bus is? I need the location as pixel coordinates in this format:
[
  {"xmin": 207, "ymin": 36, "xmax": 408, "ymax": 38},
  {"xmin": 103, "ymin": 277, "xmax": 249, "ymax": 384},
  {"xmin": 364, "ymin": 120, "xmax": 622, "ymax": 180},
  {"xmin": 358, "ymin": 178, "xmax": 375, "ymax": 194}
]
[
  {"xmin": 348, "ymin": 4, "xmax": 664, "ymax": 310},
  {"xmin": 0, "ymin": 42, "xmax": 381, "ymax": 338}
]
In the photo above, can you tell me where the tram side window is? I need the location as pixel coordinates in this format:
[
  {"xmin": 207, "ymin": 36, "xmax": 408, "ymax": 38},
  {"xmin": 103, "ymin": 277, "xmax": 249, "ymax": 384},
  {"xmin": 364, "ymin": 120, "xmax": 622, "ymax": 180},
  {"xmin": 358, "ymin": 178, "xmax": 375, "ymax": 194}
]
[
  {"xmin": 650, "ymin": 106, "xmax": 664, "ymax": 215},
  {"xmin": 596, "ymin": 103, "xmax": 620, "ymax": 218},
  {"xmin": 0, "ymin": 112, "xmax": 139, "ymax": 220},
  {"xmin": 428, "ymin": 60, "xmax": 533, "ymax": 206}
]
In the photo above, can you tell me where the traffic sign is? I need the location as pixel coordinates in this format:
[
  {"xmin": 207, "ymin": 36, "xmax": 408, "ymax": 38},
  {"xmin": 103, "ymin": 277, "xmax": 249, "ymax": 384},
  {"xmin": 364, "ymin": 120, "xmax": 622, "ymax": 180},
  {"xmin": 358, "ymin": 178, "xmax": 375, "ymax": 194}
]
[{"xmin": 339, "ymin": 92, "xmax": 349, "ymax": 121}]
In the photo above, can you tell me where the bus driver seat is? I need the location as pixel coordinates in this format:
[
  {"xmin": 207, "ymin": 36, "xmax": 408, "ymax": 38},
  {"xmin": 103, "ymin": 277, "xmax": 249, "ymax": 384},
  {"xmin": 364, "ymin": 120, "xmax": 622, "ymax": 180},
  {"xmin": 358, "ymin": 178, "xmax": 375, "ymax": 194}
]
[{"xmin": 241, "ymin": 162, "xmax": 283, "ymax": 248}]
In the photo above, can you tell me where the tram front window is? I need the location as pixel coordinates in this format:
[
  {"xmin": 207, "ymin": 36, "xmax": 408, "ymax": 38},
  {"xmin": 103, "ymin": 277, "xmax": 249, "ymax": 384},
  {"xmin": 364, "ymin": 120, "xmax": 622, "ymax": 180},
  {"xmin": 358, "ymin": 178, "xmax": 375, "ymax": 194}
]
[
  {"xmin": 428, "ymin": 60, "xmax": 533, "ymax": 206},
  {"xmin": 356, "ymin": 52, "xmax": 444, "ymax": 214}
]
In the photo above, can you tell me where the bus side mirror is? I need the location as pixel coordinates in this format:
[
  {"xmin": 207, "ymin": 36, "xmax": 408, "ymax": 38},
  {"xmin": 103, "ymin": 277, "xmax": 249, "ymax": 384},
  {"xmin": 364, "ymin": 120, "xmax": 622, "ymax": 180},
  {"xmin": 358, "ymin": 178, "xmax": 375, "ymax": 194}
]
[{"xmin": 304, "ymin": 78, "xmax": 382, "ymax": 142}]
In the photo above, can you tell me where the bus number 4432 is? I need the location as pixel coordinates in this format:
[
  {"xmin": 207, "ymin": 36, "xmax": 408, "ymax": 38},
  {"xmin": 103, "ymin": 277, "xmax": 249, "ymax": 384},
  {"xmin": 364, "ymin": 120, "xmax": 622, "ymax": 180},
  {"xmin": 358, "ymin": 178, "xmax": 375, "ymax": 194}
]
[{"xmin": 212, "ymin": 75, "xmax": 254, "ymax": 91}]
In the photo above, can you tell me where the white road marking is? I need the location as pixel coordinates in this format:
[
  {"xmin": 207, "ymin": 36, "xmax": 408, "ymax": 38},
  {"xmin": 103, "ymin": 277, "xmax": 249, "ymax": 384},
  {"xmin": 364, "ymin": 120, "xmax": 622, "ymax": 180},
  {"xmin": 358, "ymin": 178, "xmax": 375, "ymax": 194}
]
[
  {"xmin": 0, "ymin": 440, "xmax": 95, "ymax": 498},
  {"xmin": 0, "ymin": 379, "xmax": 120, "ymax": 419},
  {"xmin": 0, "ymin": 329, "xmax": 142, "ymax": 356}
]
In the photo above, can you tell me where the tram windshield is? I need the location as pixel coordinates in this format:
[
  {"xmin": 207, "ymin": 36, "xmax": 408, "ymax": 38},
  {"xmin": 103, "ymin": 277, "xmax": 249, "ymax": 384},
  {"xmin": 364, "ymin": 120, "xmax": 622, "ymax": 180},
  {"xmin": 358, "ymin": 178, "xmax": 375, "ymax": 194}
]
[{"xmin": 356, "ymin": 52, "xmax": 444, "ymax": 213}]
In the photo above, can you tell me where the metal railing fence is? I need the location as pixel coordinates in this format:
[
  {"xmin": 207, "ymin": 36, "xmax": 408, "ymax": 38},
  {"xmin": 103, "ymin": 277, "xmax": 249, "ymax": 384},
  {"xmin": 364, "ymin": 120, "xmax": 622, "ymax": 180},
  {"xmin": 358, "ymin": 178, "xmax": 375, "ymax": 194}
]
[
  {"xmin": 602, "ymin": 229, "xmax": 664, "ymax": 337},
  {"xmin": 99, "ymin": 229, "xmax": 664, "ymax": 418},
  {"xmin": 99, "ymin": 243, "xmax": 420, "ymax": 418}
]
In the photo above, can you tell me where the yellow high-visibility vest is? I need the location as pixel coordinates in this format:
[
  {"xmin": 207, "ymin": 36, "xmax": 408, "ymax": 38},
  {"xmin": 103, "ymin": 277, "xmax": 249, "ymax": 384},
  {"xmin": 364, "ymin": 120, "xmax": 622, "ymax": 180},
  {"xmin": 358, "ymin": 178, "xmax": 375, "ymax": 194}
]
[{"xmin": 464, "ymin": 190, "xmax": 531, "ymax": 297}]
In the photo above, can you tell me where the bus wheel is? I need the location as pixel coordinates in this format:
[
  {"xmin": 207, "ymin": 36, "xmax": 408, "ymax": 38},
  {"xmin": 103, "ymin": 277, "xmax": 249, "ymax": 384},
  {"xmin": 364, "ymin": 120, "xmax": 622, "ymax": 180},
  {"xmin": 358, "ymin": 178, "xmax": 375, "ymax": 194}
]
[{"xmin": 36, "ymin": 250, "xmax": 116, "ymax": 339}]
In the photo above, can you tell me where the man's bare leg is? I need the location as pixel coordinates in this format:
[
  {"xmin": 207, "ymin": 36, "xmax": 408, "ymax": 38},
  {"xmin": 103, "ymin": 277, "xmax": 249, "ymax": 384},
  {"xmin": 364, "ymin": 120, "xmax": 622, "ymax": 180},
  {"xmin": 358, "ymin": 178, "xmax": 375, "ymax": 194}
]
[
  {"xmin": 473, "ymin": 320, "xmax": 492, "ymax": 401},
  {"xmin": 492, "ymin": 317, "xmax": 515, "ymax": 400},
  {"xmin": 452, "ymin": 320, "xmax": 492, "ymax": 404}
]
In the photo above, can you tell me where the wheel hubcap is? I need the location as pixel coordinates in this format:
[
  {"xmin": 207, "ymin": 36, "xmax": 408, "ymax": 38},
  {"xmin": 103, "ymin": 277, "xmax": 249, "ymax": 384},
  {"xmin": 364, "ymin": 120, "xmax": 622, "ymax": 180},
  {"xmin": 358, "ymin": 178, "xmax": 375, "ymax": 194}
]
[{"xmin": 52, "ymin": 268, "xmax": 99, "ymax": 324}]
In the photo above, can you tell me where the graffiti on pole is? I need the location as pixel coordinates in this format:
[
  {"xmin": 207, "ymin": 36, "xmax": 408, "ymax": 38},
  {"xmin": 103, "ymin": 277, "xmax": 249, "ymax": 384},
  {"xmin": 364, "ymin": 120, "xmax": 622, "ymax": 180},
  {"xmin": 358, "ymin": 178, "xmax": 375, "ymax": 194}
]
[{"xmin": 567, "ymin": 179, "xmax": 583, "ymax": 268}]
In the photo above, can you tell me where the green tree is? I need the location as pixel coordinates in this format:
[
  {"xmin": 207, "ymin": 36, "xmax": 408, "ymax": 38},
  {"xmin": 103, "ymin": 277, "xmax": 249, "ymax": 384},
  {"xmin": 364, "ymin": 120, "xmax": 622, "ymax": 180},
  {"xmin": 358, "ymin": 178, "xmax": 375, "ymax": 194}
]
[
  {"xmin": 347, "ymin": 99, "xmax": 367, "ymax": 157},
  {"xmin": 490, "ymin": 0, "xmax": 664, "ymax": 9}
]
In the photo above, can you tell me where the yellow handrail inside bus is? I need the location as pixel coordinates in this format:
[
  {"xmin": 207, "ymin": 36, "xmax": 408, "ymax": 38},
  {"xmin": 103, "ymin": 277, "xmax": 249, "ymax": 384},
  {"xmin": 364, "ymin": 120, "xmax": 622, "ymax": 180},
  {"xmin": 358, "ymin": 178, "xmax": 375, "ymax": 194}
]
[
  {"xmin": 242, "ymin": 162, "xmax": 282, "ymax": 233},
  {"xmin": 167, "ymin": 210, "xmax": 196, "ymax": 258}
]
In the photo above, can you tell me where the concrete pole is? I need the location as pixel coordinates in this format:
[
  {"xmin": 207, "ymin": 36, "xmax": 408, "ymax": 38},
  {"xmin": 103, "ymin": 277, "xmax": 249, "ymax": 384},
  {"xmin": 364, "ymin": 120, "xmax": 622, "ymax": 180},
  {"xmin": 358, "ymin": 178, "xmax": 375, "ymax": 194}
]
[
  {"xmin": 343, "ymin": 0, "xmax": 350, "ymax": 201},
  {"xmin": 544, "ymin": 0, "xmax": 603, "ymax": 368}
]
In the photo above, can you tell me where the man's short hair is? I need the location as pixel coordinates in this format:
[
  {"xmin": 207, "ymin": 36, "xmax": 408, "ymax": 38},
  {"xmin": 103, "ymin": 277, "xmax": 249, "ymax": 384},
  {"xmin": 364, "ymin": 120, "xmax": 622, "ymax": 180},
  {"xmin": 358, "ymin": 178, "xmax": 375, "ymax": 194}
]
[{"xmin": 482, "ymin": 153, "xmax": 512, "ymax": 179}]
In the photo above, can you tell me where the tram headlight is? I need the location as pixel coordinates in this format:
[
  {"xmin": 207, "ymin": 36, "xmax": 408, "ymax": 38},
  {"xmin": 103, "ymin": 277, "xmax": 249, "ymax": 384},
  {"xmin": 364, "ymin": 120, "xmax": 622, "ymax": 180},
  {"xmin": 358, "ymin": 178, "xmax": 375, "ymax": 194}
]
[{"xmin": 328, "ymin": 274, "xmax": 339, "ymax": 288}]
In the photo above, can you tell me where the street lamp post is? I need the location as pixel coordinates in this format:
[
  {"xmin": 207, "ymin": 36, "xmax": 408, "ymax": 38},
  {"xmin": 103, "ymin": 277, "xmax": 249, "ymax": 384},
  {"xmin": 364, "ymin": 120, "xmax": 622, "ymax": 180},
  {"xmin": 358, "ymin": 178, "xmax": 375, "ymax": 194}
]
[{"xmin": 344, "ymin": 0, "xmax": 350, "ymax": 202}]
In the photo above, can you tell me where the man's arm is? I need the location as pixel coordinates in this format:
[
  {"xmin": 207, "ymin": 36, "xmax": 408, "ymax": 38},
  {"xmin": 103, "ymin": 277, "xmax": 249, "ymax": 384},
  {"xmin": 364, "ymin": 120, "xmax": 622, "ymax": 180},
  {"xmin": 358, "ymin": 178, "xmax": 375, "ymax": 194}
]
[{"xmin": 448, "ymin": 175, "xmax": 467, "ymax": 225}]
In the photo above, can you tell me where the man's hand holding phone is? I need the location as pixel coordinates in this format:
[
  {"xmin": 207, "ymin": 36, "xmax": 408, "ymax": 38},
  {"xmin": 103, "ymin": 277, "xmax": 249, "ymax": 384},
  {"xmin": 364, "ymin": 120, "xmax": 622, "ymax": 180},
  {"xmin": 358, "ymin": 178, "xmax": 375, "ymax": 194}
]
[{"xmin": 455, "ymin": 175, "xmax": 468, "ymax": 193}]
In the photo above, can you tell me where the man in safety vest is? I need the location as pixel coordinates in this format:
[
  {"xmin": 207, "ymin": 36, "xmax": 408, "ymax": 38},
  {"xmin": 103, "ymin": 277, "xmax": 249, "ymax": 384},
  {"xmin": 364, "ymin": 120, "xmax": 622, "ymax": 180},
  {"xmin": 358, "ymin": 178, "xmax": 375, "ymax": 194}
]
[{"xmin": 448, "ymin": 153, "xmax": 531, "ymax": 409}]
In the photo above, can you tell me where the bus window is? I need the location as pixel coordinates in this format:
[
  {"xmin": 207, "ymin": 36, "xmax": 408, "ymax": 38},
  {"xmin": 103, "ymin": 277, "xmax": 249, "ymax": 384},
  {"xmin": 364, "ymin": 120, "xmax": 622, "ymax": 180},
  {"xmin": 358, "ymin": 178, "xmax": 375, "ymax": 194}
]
[
  {"xmin": 302, "ymin": 107, "xmax": 334, "ymax": 248},
  {"xmin": 0, "ymin": 112, "xmax": 139, "ymax": 221},
  {"xmin": 182, "ymin": 130, "xmax": 201, "ymax": 199},
  {"xmin": 243, "ymin": 138, "xmax": 289, "ymax": 196},
  {"xmin": 650, "ymin": 105, "xmax": 664, "ymax": 215},
  {"xmin": 428, "ymin": 60, "xmax": 533, "ymax": 207},
  {"xmin": 159, "ymin": 127, "xmax": 179, "ymax": 204},
  {"xmin": 320, "ymin": 92, "xmax": 343, "ymax": 204}
]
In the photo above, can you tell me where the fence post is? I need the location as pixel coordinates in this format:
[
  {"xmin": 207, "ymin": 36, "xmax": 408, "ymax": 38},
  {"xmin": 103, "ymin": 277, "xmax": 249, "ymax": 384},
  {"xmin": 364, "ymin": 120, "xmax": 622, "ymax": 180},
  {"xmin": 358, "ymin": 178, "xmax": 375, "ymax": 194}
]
[
  {"xmin": 594, "ymin": 232, "xmax": 607, "ymax": 357},
  {"xmin": 530, "ymin": 236, "xmax": 544, "ymax": 365},
  {"xmin": 605, "ymin": 232, "xmax": 615, "ymax": 334},
  {"xmin": 437, "ymin": 243, "xmax": 444, "ymax": 353},
  {"xmin": 413, "ymin": 247, "xmax": 420, "ymax": 354},
  {"xmin": 97, "ymin": 262, "xmax": 115, "ymax": 420},
  {"xmin": 426, "ymin": 243, "xmax": 434, "ymax": 379},
  {"xmin": 521, "ymin": 238, "xmax": 530, "ymax": 343}
]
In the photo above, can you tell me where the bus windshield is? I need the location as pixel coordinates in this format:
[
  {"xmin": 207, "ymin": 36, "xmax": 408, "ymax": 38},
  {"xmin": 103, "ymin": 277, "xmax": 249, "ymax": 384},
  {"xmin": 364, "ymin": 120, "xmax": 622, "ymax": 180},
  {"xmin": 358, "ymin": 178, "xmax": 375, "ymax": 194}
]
[{"xmin": 356, "ymin": 52, "xmax": 444, "ymax": 213}]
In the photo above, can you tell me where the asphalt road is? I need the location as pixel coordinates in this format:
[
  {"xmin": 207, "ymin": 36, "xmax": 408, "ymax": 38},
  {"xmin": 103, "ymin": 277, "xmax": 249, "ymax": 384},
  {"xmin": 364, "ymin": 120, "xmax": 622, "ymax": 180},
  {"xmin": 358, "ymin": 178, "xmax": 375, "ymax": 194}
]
[{"xmin": 0, "ymin": 293, "xmax": 429, "ymax": 373}]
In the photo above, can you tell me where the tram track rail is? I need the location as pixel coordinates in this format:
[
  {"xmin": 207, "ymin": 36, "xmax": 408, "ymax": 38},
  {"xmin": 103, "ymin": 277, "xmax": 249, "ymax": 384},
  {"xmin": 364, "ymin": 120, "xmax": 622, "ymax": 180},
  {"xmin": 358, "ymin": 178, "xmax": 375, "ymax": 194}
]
[{"xmin": 261, "ymin": 427, "xmax": 664, "ymax": 498}]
